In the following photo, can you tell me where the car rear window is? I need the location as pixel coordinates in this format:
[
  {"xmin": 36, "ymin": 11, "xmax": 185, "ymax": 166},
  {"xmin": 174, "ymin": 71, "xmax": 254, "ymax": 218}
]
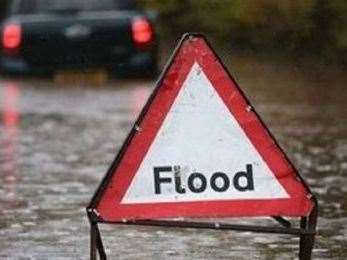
[
  {"xmin": 14, "ymin": 0, "xmax": 137, "ymax": 14},
  {"xmin": 0, "ymin": 0, "xmax": 11, "ymax": 20}
]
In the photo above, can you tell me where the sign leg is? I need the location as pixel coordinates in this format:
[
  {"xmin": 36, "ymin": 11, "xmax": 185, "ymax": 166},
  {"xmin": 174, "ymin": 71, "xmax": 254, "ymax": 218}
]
[
  {"xmin": 90, "ymin": 221, "xmax": 107, "ymax": 260},
  {"xmin": 95, "ymin": 223, "xmax": 107, "ymax": 260},
  {"xmin": 299, "ymin": 217, "xmax": 311, "ymax": 260},
  {"xmin": 299, "ymin": 200, "xmax": 318, "ymax": 260},
  {"xmin": 90, "ymin": 222, "xmax": 97, "ymax": 260}
]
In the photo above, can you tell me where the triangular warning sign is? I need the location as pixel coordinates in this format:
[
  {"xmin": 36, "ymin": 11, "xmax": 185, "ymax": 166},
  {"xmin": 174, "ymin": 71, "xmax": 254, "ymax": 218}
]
[{"xmin": 89, "ymin": 34, "xmax": 313, "ymax": 222}]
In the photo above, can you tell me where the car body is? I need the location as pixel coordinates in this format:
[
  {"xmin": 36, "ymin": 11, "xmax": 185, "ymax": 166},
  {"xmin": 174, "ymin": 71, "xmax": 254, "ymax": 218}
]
[{"xmin": 0, "ymin": 0, "xmax": 158, "ymax": 76}]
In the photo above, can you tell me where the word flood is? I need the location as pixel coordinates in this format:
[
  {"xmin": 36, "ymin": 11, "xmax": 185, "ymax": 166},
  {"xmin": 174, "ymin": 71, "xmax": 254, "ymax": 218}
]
[{"xmin": 154, "ymin": 164, "xmax": 255, "ymax": 194}]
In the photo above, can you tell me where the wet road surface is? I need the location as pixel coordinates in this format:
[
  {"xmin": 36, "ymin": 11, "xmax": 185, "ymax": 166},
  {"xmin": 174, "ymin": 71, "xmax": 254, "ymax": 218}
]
[{"xmin": 0, "ymin": 57, "xmax": 346, "ymax": 259}]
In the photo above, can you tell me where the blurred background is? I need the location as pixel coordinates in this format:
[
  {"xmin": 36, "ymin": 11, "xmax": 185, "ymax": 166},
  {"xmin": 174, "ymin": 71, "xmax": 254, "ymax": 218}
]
[
  {"xmin": 142, "ymin": 0, "xmax": 347, "ymax": 66},
  {"xmin": 0, "ymin": 0, "xmax": 346, "ymax": 259}
]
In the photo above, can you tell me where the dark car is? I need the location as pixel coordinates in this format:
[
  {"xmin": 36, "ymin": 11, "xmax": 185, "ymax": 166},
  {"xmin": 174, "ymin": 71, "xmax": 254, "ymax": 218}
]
[{"xmin": 0, "ymin": 0, "xmax": 158, "ymax": 77}]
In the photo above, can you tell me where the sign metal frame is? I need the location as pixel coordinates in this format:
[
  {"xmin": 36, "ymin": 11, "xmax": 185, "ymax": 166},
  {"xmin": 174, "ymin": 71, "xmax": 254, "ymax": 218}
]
[{"xmin": 86, "ymin": 33, "xmax": 318, "ymax": 260}]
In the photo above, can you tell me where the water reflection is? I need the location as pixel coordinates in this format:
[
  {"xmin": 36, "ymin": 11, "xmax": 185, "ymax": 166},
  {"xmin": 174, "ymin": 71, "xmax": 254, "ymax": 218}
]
[{"xmin": 1, "ymin": 82, "xmax": 20, "ymax": 201}]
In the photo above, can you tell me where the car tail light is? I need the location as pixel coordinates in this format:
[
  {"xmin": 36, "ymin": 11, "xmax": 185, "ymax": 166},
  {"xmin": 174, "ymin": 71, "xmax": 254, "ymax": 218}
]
[
  {"xmin": 2, "ymin": 24, "xmax": 22, "ymax": 49},
  {"xmin": 132, "ymin": 17, "xmax": 153, "ymax": 47}
]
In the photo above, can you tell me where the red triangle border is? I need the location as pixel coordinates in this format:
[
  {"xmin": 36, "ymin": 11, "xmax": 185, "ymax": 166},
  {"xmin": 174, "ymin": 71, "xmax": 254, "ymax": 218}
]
[{"xmin": 89, "ymin": 34, "xmax": 314, "ymax": 221}]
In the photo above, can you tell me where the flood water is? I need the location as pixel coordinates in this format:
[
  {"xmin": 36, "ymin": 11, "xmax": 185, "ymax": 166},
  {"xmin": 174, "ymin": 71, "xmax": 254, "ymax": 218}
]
[{"xmin": 0, "ymin": 56, "xmax": 346, "ymax": 259}]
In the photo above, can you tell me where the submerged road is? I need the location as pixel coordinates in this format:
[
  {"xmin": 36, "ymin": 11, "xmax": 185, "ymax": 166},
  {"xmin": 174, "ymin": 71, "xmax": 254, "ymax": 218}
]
[{"xmin": 0, "ymin": 58, "xmax": 346, "ymax": 259}]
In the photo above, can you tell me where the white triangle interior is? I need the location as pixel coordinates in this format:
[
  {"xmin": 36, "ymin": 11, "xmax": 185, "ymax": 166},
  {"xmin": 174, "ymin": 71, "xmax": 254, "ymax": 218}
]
[{"xmin": 121, "ymin": 63, "xmax": 289, "ymax": 204}]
